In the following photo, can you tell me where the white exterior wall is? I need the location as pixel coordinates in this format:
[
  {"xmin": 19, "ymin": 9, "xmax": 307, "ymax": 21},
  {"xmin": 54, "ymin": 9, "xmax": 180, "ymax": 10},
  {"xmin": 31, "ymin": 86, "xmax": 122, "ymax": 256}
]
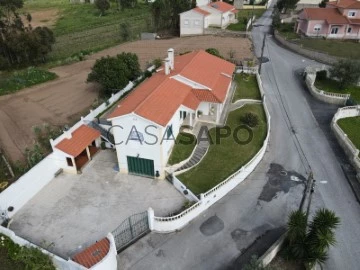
[
  {"xmin": 197, "ymin": 0, "xmax": 210, "ymax": 6},
  {"xmin": 201, "ymin": 6, "xmax": 222, "ymax": 26},
  {"xmin": 180, "ymin": 10, "xmax": 205, "ymax": 36},
  {"xmin": 111, "ymin": 114, "xmax": 164, "ymax": 177},
  {"xmin": 198, "ymin": 102, "xmax": 211, "ymax": 115},
  {"xmin": 53, "ymin": 149, "xmax": 77, "ymax": 174}
]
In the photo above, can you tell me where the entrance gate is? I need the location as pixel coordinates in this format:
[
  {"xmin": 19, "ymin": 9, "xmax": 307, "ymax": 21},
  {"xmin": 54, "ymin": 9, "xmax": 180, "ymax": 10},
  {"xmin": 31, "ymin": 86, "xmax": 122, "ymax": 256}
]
[{"xmin": 112, "ymin": 211, "xmax": 150, "ymax": 252}]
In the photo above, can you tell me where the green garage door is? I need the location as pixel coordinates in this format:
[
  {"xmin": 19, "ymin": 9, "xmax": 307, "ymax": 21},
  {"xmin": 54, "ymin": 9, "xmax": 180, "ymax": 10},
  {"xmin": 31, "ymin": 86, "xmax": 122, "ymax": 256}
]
[{"xmin": 127, "ymin": 156, "xmax": 155, "ymax": 177}]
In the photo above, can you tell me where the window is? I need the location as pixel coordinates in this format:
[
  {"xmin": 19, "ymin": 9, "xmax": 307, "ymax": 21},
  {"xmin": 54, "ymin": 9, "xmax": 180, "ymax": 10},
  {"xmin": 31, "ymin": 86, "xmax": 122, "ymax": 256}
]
[
  {"xmin": 331, "ymin": 27, "xmax": 339, "ymax": 34},
  {"xmin": 184, "ymin": 19, "xmax": 189, "ymax": 25},
  {"xmin": 347, "ymin": 27, "xmax": 352, "ymax": 33},
  {"xmin": 194, "ymin": 20, "xmax": 200, "ymax": 26},
  {"xmin": 166, "ymin": 125, "xmax": 173, "ymax": 139},
  {"xmin": 180, "ymin": 111, "xmax": 187, "ymax": 120},
  {"xmin": 66, "ymin": 157, "xmax": 73, "ymax": 167},
  {"xmin": 348, "ymin": 11, "xmax": 356, "ymax": 17}
]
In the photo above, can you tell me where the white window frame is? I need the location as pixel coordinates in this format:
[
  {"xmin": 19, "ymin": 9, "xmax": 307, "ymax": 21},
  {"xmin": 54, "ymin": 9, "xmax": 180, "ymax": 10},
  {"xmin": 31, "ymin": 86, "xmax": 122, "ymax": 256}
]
[
  {"xmin": 331, "ymin": 27, "xmax": 339, "ymax": 34},
  {"xmin": 184, "ymin": 19, "xmax": 189, "ymax": 25},
  {"xmin": 348, "ymin": 10, "xmax": 356, "ymax": 17},
  {"xmin": 194, "ymin": 20, "xmax": 200, "ymax": 26}
]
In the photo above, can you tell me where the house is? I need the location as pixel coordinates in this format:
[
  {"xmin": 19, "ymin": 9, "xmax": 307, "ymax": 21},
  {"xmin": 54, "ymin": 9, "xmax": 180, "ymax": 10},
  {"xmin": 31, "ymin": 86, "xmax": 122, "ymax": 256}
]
[
  {"xmin": 107, "ymin": 49, "xmax": 235, "ymax": 179},
  {"xmin": 180, "ymin": 1, "xmax": 237, "ymax": 36},
  {"xmin": 295, "ymin": 0, "xmax": 323, "ymax": 10},
  {"xmin": 296, "ymin": 0, "xmax": 360, "ymax": 39}
]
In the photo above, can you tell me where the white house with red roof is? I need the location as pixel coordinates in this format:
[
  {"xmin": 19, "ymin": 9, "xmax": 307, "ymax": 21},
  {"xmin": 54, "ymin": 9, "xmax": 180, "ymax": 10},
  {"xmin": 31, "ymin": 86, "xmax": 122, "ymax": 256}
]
[
  {"xmin": 106, "ymin": 49, "xmax": 235, "ymax": 179},
  {"xmin": 296, "ymin": 0, "xmax": 360, "ymax": 39},
  {"xmin": 180, "ymin": 1, "xmax": 237, "ymax": 36}
]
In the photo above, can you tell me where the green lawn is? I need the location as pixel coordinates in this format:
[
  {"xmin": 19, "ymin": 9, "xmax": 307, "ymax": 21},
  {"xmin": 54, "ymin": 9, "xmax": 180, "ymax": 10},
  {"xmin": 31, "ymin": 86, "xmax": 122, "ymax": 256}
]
[
  {"xmin": 314, "ymin": 77, "xmax": 360, "ymax": 104},
  {"xmin": 23, "ymin": 0, "xmax": 152, "ymax": 61},
  {"xmin": 178, "ymin": 104, "xmax": 267, "ymax": 194},
  {"xmin": 227, "ymin": 9, "xmax": 266, "ymax": 31},
  {"xmin": 337, "ymin": 116, "xmax": 360, "ymax": 157},
  {"xmin": 168, "ymin": 133, "xmax": 197, "ymax": 165},
  {"xmin": 0, "ymin": 67, "xmax": 57, "ymax": 96},
  {"xmin": 232, "ymin": 74, "xmax": 262, "ymax": 102},
  {"xmin": 0, "ymin": 246, "xmax": 24, "ymax": 270},
  {"xmin": 277, "ymin": 25, "xmax": 360, "ymax": 59}
]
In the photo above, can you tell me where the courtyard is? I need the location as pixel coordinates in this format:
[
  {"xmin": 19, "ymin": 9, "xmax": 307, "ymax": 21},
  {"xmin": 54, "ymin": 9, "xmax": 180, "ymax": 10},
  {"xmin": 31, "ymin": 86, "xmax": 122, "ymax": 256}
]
[{"xmin": 9, "ymin": 150, "xmax": 185, "ymax": 258}]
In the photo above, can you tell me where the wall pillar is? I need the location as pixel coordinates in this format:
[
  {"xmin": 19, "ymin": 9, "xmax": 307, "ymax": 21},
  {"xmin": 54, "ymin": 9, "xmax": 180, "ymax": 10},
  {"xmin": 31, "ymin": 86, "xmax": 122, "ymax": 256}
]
[
  {"xmin": 148, "ymin": 208, "xmax": 155, "ymax": 231},
  {"xmin": 86, "ymin": 146, "xmax": 91, "ymax": 161}
]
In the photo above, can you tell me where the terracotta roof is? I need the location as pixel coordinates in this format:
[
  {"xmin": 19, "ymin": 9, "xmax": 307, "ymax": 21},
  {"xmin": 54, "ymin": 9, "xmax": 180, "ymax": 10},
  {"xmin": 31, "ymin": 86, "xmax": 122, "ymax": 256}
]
[
  {"xmin": 108, "ymin": 50, "xmax": 235, "ymax": 126},
  {"xmin": 349, "ymin": 18, "xmax": 360, "ymax": 24},
  {"xmin": 72, "ymin": 238, "xmax": 110, "ymax": 268},
  {"xmin": 193, "ymin": 7, "xmax": 211, "ymax": 16},
  {"xmin": 208, "ymin": 1, "xmax": 236, "ymax": 13},
  {"xmin": 328, "ymin": 0, "xmax": 360, "ymax": 9},
  {"xmin": 192, "ymin": 89, "xmax": 221, "ymax": 103},
  {"xmin": 55, "ymin": 125, "xmax": 100, "ymax": 157},
  {"xmin": 302, "ymin": 8, "xmax": 350, "ymax": 24}
]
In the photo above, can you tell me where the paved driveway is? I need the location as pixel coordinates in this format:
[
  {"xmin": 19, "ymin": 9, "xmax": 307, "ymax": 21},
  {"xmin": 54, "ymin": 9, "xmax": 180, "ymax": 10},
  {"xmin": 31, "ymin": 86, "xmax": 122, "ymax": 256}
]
[{"xmin": 10, "ymin": 150, "xmax": 185, "ymax": 258}]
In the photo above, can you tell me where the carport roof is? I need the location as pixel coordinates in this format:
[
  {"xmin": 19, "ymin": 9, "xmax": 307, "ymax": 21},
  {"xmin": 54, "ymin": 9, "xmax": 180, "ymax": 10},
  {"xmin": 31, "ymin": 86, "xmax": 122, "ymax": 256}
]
[{"xmin": 55, "ymin": 125, "xmax": 101, "ymax": 157}]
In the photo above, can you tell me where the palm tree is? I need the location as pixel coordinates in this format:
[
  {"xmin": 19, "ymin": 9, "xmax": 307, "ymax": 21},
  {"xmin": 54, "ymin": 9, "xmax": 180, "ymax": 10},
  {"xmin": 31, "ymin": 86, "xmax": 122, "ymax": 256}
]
[{"xmin": 284, "ymin": 208, "xmax": 340, "ymax": 268}]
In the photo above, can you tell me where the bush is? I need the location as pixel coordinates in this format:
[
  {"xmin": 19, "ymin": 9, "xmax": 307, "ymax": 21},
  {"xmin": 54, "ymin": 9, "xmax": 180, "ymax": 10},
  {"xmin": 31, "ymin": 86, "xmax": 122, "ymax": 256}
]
[
  {"xmin": 205, "ymin": 48, "xmax": 223, "ymax": 59},
  {"xmin": 316, "ymin": 70, "xmax": 327, "ymax": 80},
  {"xmin": 0, "ymin": 234, "xmax": 55, "ymax": 269},
  {"xmin": 153, "ymin": 58, "xmax": 162, "ymax": 68},
  {"xmin": 241, "ymin": 113, "xmax": 259, "ymax": 128},
  {"xmin": 144, "ymin": 70, "xmax": 152, "ymax": 78}
]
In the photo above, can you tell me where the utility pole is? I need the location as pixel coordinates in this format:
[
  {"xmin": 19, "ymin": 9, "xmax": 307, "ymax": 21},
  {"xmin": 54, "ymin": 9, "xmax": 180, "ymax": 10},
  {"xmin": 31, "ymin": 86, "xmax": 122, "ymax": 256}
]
[
  {"xmin": 258, "ymin": 33, "xmax": 266, "ymax": 75},
  {"xmin": 306, "ymin": 176, "xmax": 316, "ymax": 220},
  {"xmin": 299, "ymin": 171, "xmax": 313, "ymax": 212}
]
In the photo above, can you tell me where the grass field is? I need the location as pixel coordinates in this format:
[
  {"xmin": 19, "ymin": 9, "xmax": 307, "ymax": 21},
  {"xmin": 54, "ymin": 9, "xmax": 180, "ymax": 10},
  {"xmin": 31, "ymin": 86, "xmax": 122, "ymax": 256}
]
[
  {"xmin": 337, "ymin": 116, "xmax": 360, "ymax": 157},
  {"xmin": 178, "ymin": 104, "xmax": 267, "ymax": 194},
  {"xmin": 168, "ymin": 133, "xmax": 197, "ymax": 165},
  {"xmin": 23, "ymin": 0, "xmax": 153, "ymax": 61},
  {"xmin": 227, "ymin": 9, "xmax": 266, "ymax": 31},
  {"xmin": 232, "ymin": 74, "xmax": 262, "ymax": 102},
  {"xmin": 314, "ymin": 77, "xmax": 360, "ymax": 104},
  {"xmin": 0, "ymin": 68, "xmax": 57, "ymax": 96},
  {"xmin": 277, "ymin": 24, "xmax": 360, "ymax": 59}
]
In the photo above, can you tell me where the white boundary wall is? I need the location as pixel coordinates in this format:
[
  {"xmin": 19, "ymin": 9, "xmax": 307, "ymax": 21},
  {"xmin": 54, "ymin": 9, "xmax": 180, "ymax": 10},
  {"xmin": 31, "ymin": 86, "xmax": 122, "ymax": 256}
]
[
  {"xmin": 150, "ymin": 72, "xmax": 271, "ymax": 233},
  {"xmin": 305, "ymin": 66, "xmax": 350, "ymax": 105},
  {"xmin": 331, "ymin": 106, "xmax": 360, "ymax": 178}
]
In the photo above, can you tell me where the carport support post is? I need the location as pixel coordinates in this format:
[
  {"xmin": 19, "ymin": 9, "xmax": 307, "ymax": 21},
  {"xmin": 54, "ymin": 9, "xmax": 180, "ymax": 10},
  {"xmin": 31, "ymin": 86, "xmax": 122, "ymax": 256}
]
[
  {"xmin": 147, "ymin": 208, "xmax": 154, "ymax": 231},
  {"xmin": 86, "ymin": 146, "xmax": 91, "ymax": 161}
]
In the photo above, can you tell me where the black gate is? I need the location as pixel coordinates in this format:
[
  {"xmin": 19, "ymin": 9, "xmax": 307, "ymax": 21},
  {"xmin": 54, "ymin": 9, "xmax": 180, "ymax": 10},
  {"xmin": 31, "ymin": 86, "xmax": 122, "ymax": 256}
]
[{"xmin": 112, "ymin": 211, "xmax": 150, "ymax": 252}]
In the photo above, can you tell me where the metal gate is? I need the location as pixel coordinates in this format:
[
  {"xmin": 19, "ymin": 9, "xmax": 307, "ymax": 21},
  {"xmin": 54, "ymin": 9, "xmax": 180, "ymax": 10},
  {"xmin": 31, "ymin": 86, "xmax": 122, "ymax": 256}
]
[
  {"xmin": 127, "ymin": 156, "xmax": 155, "ymax": 177},
  {"xmin": 112, "ymin": 211, "xmax": 150, "ymax": 252}
]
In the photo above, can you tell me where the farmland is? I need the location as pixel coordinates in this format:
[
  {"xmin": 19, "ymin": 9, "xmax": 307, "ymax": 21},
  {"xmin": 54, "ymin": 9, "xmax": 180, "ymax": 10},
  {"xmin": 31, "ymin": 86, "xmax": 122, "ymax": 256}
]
[{"xmin": 23, "ymin": 0, "xmax": 153, "ymax": 61}]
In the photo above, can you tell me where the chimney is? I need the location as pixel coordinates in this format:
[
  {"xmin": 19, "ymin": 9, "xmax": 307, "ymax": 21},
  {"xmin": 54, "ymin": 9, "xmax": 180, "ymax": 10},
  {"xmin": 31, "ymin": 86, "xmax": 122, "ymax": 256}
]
[
  {"xmin": 164, "ymin": 58, "xmax": 170, "ymax": 75},
  {"xmin": 167, "ymin": 48, "xmax": 174, "ymax": 70}
]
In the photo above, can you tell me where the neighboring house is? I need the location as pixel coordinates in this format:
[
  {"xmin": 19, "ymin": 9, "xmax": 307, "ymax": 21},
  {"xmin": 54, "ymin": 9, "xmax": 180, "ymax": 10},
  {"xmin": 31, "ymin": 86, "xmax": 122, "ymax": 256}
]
[
  {"xmin": 296, "ymin": 0, "xmax": 360, "ymax": 39},
  {"xmin": 107, "ymin": 49, "xmax": 235, "ymax": 179},
  {"xmin": 180, "ymin": 1, "xmax": 237, "ymax": 36}
]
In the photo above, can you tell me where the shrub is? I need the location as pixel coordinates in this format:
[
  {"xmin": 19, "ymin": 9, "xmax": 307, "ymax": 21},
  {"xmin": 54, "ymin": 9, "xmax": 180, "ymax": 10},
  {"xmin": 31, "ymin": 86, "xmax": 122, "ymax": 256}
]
[
  {"xmin": 153, "ymin": 58, "xmax": 162, "ymax": 68},
  {"xmin": 205, "ymin": 48, "xmax": 223, "ymax": 59},
  {"xmin": 144, "ymin": 70, "xmax": 153, "ymax": 78},
  {"xmin": 316, "ymin": 70, "xmax": 327, "ymax": 80},
  {"xmin": 241, "ymin": 113, "xmax": 259, "ymax": 128}
]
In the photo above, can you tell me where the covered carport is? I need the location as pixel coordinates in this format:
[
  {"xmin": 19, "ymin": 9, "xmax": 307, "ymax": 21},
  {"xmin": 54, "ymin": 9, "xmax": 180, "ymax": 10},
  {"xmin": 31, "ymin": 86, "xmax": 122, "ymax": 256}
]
[{"xmin": 55, "ymin": 125, "xmax": 101, "ymax": 173}]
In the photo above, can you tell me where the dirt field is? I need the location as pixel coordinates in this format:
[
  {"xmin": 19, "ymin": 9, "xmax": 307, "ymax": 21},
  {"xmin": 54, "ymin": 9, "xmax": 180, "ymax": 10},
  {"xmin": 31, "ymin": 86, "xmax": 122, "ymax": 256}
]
[
  {"xmin": 22, "ymin": 9, "xmax": 59, "ymax": 28},
  {"xmin": 0, "ymin": 36, "xmax": 253, "ymax": 162}
]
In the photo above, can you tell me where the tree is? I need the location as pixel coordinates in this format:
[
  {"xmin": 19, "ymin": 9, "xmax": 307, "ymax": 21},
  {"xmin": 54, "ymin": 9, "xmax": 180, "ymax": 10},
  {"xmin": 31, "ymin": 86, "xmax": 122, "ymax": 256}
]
[
  {"xmin": 0, "ymin": 0, "xmax": 55, "ymax": 69},
  {"xmin": 95, "ymin": 0, "xmax": 110, "ymax": 16},
  {"xmin": 243, "ymin": 256, "xmax": 276, "ymax": 270},
  {"xmin": 205, "ymin": 48, "xmax": 223, "ymax": 58},
  {"xmin": 272, "ymin": 8, "xmax": 281, "ymax": 29},
  {"xmin": 87, "ymin": 52, "xmax": 141, "ymax": 96},
  {"xmin": 318, "ymin": 0, "xmax": 329, "ymax": 7},
  {"xmin": 329, "ymin": 60, "xmax": 360, "ymax": 89},
  {"xmin": 276, "ymin": 0, "xmax": 299, "ymax": 12},
  {"xmin": 151, "ymin": 0, "xmax": 192, "ymax": 32},
  {"xmin": 120, "ymin": 22, "xmax": 131, "ymax": 41},
  {"xmin": 283, "ymin": 209, "xmax": 340, "ymax": 268}
]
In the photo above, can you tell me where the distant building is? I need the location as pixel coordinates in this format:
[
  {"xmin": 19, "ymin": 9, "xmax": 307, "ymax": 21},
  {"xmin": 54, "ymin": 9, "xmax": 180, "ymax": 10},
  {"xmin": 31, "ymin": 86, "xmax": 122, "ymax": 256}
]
[
  {"xmin": 180, "ymin": 1, "xmax": 237, "ymax": 36},
  {"xmin": 296, "ymin": 0, "xmax": 360, "ymax": 39}
]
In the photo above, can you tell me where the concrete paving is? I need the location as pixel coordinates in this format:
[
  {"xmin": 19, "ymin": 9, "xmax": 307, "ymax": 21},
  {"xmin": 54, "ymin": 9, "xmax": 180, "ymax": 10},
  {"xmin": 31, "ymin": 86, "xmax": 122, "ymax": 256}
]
[
  {"xmin": 117, "ymin": 7, "xmax": 360, "ymax": 270},
  {"xmin": 10, "ymin": 150, "xmax": 185, "ymax": 258}
]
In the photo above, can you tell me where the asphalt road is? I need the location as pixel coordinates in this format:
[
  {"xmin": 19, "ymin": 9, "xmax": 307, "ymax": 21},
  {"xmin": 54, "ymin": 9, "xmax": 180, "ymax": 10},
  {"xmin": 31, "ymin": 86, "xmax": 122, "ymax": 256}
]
[{"xmin": 117, "ymin": 9, "xmax": 360, "ymax": 270}]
